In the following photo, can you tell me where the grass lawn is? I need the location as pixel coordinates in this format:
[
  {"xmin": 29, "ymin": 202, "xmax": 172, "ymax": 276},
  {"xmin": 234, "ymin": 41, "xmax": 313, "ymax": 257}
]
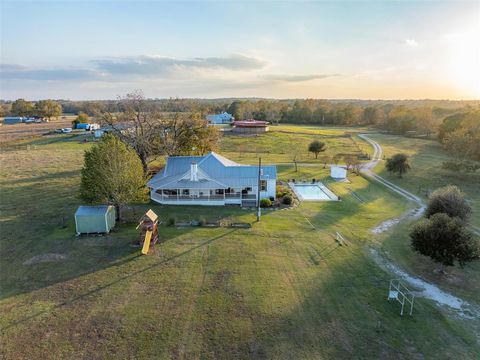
[
  {"xmin": 220, "ymin": 125, "xmax": 368, "ymax": 164},
  {"xmin": 365, "ymin": 134, "xmax": 480, "ymax": 228},
  {"xmin": 0, "ymin": 128, "xmax": 479, "ymax": 359},
  {"xmin": 359, "ymin": 133, "xmax": 480, "ymax": 306}
]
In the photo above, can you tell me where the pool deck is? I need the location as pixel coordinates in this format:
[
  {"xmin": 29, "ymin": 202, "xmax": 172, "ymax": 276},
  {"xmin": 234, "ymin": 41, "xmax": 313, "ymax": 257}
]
[{"xmin": 289, "ymin": 182, "xmax": 339, "ymax": 201}]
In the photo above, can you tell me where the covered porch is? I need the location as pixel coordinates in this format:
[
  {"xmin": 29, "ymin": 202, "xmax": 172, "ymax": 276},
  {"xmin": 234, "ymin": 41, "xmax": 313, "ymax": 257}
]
[{"xmin": 150, "ymin": 187, "xmax": 257, "ymax": 206}]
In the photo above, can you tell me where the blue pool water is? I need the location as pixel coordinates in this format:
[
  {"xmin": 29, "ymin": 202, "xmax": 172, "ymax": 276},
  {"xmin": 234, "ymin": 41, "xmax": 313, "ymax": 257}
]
[{"xmin": 292, "ymin": 184, "xmax": 336, "ymax": 201}]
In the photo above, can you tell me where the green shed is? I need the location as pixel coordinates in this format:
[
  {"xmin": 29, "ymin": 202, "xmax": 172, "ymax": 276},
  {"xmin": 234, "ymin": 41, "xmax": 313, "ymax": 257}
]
[{"xmin": 75, "ymin": 205, "xmax": 116, "ymax": 234}]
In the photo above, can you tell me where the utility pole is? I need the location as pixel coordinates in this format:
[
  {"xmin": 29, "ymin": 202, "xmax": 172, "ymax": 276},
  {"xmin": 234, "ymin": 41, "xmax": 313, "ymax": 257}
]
[{"xmin": 256, "ymin": 157, "xmax": 262, "ymax": 222}]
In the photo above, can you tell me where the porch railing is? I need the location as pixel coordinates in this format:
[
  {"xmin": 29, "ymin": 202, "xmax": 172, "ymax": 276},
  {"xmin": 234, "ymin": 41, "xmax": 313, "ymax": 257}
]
[
  {"xmin": 151, "ymin": 191, "xmax": 257, "ymax": 202},
  {"xmin": 225, "ymin": 193, "xmax": 241, "ymax": 199}
]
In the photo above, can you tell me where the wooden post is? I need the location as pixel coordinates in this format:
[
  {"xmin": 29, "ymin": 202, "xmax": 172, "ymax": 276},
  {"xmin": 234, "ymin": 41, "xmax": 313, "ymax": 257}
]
[{"xmin": 257, "ymin": 157, "xmax": 262, "ymax": 222}]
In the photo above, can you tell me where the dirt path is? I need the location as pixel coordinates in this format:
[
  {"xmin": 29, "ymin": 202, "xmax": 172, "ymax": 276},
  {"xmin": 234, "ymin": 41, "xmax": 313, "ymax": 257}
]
[
  {"xmin": 358, "ymin": 134, "xmax": 479, "ymax": 318},
  {"xmin": 370, "ymin": 248, "xmax": 480, "ymax": 319}
]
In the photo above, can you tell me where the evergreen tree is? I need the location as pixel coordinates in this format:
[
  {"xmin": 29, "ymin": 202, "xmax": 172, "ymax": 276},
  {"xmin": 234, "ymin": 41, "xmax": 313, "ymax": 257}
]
[{"xmin": 80, "ymin": 134, "xmax": 147, "ymax": 218}]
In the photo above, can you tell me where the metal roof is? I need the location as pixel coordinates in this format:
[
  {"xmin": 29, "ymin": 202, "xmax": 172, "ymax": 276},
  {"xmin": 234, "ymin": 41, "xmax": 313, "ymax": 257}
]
[
  {"xmin": 233, "ymin": 120, "xmax": 269, "ymax": 127},
  {"xmin": 75, "ymin": 205, "xmax": 113, "ymax": 216},
  {"xmin": 148, "ymin": 152, "xmax": 276, "ymax": 190},
  {"xmin": 206, "ymin": 112, "xmax": 234, "ymax": 123}
]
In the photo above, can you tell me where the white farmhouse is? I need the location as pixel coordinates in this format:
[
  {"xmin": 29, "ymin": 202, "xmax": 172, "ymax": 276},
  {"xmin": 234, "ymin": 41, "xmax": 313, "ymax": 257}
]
[{"xmin": 148, "ymin": 152, "xmax": 276, "ymax": 206}]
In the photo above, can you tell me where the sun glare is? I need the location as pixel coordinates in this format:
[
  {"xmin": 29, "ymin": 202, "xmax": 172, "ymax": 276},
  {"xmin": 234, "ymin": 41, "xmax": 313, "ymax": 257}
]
[{"xmin": 447, "ymin": 28, "xmax": 480, "ymax": 99}]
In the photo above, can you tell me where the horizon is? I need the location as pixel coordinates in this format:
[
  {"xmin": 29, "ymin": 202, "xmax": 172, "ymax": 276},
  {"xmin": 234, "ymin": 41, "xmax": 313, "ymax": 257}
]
[
  {"xmin": 2, "ymin": 96, "xmax": 480, "ymax": 103},
  {"xmin": 1, "ymin": 1, "xmax": 479, "ymax": 100}
]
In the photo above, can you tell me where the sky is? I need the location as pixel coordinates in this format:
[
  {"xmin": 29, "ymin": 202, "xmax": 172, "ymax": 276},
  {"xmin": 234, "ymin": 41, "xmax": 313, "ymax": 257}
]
[{"xmin": 1, "ymin": 0, "xmax": 479, "ymax": 100}]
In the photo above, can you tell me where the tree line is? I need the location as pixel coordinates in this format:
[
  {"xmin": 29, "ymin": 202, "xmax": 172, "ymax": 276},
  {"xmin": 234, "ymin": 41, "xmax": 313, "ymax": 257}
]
[
  {"xmin": 3, "ymin": 99, "xmax": 62, "ymax": 121},
  {"xmin": 438, "ymin": 108, "xmax": 480, "ymax": 161},
  {"xmin": 3, "ymin": 97, "xmax": 478, "ymax": 161}
]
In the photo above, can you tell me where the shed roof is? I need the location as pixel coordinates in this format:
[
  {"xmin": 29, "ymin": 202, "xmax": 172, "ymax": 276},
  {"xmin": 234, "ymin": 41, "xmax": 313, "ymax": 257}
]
[{"xmin": 75, "ymin": 205, "xmax": 112, "ymax": 216}]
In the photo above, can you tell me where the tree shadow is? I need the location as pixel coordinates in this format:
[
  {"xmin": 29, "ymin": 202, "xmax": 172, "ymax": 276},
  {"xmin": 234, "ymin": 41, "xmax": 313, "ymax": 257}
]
[
  {"xmin": 247, "ymin": 249, "xmax": 477, "ymax": 359},
  {"xmin": 0, "ymin": 163, "xmax": 252, "ymax": 302},
  {"xmin": 1, "ymin": 229, "xmax": 238, "ymax": 331},
  {"xmin": 0, "ymin": 170, "xmax": 81, "ymax": 185}
]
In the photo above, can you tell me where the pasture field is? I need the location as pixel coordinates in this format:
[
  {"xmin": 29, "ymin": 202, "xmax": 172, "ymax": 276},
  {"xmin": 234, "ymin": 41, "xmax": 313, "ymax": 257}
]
[
  {"xmin": 220, "ymin": 125, "xmax": 368, "ymax": 165},
  {"xmin": 0, "ymin": 115, "xmax": 76, "ymax": 144},
  {"xmin": 360, "ymin": 134, "xmax": 480, "ymax": 305},
  {"xmin": 365, "ymin": 134, "xmax": 480, "ymax": 228},
  {"xmin": 0, "ymin": 127, "xmax": 479, "ymax": 359}
]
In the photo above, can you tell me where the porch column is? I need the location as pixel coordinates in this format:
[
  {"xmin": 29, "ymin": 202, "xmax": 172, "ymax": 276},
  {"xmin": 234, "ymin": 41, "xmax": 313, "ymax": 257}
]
[
  {"xmin": 208, "ymin": 190, "xmax": 210, "ymax": 201},
  {"xmin": 177, "ymin": 190, "xmax": 179, "ymax": 201}
]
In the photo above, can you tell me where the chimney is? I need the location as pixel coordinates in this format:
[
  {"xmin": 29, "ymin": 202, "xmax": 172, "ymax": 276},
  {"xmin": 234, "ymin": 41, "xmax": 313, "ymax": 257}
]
[{"xmin": 190, "ymin": 162, "xmax": 198, "ymax": 181}]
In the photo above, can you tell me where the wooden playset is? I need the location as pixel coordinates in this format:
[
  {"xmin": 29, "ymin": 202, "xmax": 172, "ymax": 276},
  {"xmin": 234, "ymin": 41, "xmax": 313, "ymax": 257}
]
[{"xmin": 136, "ymin": 209, "xmax": 159, "ymax": 255}]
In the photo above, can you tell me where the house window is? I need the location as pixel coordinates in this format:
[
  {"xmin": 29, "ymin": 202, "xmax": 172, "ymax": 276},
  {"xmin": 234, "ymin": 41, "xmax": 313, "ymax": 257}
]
[
  {"xmin": 182, "ymin": 189, "xmax": 189, "ymax": 196},
  {"xmin": 260, "ymin": 180, "xmax": 267, "ymax": 191}
]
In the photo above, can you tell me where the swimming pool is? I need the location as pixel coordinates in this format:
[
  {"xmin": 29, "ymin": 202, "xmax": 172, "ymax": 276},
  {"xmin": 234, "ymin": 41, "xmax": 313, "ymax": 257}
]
[{"xmin": 291, "ymin": 183, "xmax": 338, "ymax": 201}]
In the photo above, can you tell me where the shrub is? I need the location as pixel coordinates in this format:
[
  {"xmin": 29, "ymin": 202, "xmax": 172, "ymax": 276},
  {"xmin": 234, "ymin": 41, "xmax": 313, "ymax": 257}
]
[
  {"xmin": 282, "ymin": 195, "xmax": 293, "ymax": 205},
  {"xmin": 276, "ymin": 184, "xmax": 290, "ymax": 198},
  {"xmin": 441, "ymin": 161, "xmax": 462, "ymax": 172},
  {"xmin": 166, "ymin": 217, "xmax": 176, "ymax": 226},
  {"xmin": 410, "ymin": 213, "xmax": 479, "ymax": 267},
  {"xmin": 426, "ymin": 185, "xmax": 471, "ymax": 221},
  {"xmin": 260, "ymin": 198, "xmax": 272, "ymax": 208},
  {"xmin": 442, "ymin": 161, "xmax": 480, "ymax": 173}
]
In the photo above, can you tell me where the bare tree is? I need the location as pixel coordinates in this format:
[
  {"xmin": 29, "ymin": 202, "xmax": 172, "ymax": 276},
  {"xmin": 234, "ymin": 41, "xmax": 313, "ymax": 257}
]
[
  {"xmin": 344, "ymin": 154, "xmax": 356, "ymax": 170},
  {"xmin": 291, "ymin": 146, "xmax": 301, "ymax": 172},
  {"xmin": 333, "ymin": 154, "xmax": 343, "ymax": 166},
  {"xmin": 102, "ymin": 91, "xmax": 160, "ymax": 174},
  {"xmin": 318, "ymin": 155, "xmax": 331, "ymax": 169},
  {"xmin": 102, "ymin": 91, "xmax": 221, "ymax": 175}
]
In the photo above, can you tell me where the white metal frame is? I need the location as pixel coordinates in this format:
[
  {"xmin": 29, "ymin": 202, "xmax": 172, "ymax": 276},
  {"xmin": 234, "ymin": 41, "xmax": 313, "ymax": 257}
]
[
  {"xmin": 335, "ymin": 231, "xmax": 345, "ymax": 246},
  {"xmin": 388, "ymin": 279, "xmax": 415, "ymax": 316}
]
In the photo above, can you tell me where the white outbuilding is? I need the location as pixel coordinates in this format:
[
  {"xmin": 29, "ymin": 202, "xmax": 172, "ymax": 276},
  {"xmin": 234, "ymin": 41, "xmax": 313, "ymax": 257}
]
[{"xmin": 331, "ymin": 166, "xmax": 347, "ymax": 180}]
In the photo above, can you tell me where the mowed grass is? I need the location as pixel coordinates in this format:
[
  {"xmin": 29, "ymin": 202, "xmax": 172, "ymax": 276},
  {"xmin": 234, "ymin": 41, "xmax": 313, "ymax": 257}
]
[
  {"xmin": 360, "ymin": 134, "xmax": 480, "ymax": 305},
  {"xmin": 0, "ymin": 129, "xmax": 479, "ymax": 359},
  {"xmin": 365, "ymin": 134, "xmax": 480, "ymax": 228},
  {"xmin": 220, "ymin": 125, "xmax": 366, "ymax": 164}
]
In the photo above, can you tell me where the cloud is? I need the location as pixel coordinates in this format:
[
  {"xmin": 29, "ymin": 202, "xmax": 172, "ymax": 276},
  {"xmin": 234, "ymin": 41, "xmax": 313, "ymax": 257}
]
[
  {"xmin": 1, "ymin": 64, "xmax": 100, "ymax": 81},
  {"xmin": 404, "ymin": 39, "xmax": 419, "ymax": 47},
  {"xmin": 263, "ymin": 73, "xmax": 341, "ymax": 82},
  {"xmin": 0, "ymin": 54, "xmax": 267, "ymax": 82},
  {"xmin": 92, "ymin": 54, "xmax": 266, "ymax": 76}
]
